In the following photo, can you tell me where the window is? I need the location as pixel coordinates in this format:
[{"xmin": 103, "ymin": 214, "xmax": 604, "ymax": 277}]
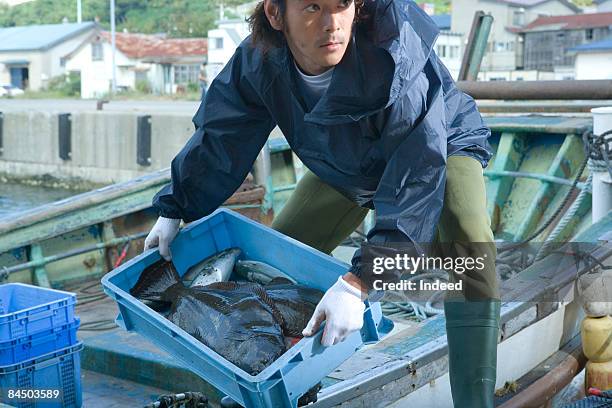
[
  {"xmin": 210, "ymin": 37, "xmax": 223, "ymax": 49},
  {"xmin": 92, "ymin": 42, "xmax": 103, "ymax": 61},
  {"xmin": 586, "ymin": 29, "xmax": 593, "ymax": 40},
  {"xmin": 513, "ymin": 9, "xmax": 525, "ymax": 26},
  {"xmin": 174, "ymin": 64, "xmax": 200, "ymax": 84}
]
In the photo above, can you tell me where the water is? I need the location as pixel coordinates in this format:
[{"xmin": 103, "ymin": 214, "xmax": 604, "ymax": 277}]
[{"xmin": 0, "ymin": 182, "xmax": 80, "ymax": 220}]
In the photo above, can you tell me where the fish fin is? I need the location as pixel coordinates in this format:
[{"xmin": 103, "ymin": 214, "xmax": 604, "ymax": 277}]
[
  {"xmin": 266, "ymin": 277, "xmax": 294, "ymax": 286},
  {"xmin": 130, "ymin": 259, "xmax": 182, "ymax": 304}
]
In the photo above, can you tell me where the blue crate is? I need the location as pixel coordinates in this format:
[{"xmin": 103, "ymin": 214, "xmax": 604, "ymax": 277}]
[
  {"xmin": 0, "ymin": 318, "xmax": 80, "ymax": 366},
  {"xmin": 102, "ymin": 208, "xmax": 393, "ymax": 408},
  {"xmin": 0, "ymin": 343, "xmax": 83, "ymax": 408},
  {"xmin": 0, "ymin": 284, "xmax": 76, "ymax": 342}
]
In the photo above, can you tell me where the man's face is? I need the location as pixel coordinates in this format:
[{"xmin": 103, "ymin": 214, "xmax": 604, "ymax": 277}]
[{"xmin": 266, "ymin": 0, "xmax": 356, "ymax": 75}]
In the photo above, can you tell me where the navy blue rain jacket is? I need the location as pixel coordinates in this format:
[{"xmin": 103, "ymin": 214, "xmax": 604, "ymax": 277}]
[{"xmin": 153, "ymin": 0, "xmax": 493, "ymax": 275}]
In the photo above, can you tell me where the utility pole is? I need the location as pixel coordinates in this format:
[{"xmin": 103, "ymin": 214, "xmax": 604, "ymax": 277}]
[
  {"xmin": 110, "ymin": 0, "xmax": 117, "ymax": 94},
  {"xmin": 77, "ymin": 0, "xmax": 82, "ymax": 23}
]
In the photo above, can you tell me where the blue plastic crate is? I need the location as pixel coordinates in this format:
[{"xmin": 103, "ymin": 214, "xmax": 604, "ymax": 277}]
[
  {"xmin": 0, "ymin": 343, "xmax": 83, "ymax": 408},
  {"xmin": 0, "ymin": 284, "xmax": 76, "ymax": 343},
  {"xmin": 0, "ymin": 318, "xmax": 80, "ymax": 366},
  {"xmin": 102, "ymin": 208, "xmax": 393, "ymax": 408}
]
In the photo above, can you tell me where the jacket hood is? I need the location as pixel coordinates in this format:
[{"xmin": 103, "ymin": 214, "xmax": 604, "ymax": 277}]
[{"xmin": 266, "ymin": 0, "xmax": 440, "ymax": 124}]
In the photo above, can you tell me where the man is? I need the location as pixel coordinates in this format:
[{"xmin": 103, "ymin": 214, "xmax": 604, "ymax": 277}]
[{"xmin": 144, "ymin": 0, "xmax": 500, "ymax": 406}]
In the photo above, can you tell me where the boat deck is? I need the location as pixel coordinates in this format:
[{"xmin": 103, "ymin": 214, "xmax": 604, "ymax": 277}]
[
  {"xmin": 69, "ymin": 213, "xmax": 612, "ymax": 407},
  {"xmin": 82, "ymin": 370, "xmax": 171, "ymax": 408}
]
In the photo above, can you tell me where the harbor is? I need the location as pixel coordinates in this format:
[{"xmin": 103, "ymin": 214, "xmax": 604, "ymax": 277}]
[{"xmin": 1, "ymin": 0, "xmax": 612, "ymax": 407}]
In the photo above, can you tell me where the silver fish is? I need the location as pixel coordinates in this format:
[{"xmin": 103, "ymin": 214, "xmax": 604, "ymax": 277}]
[
  {"xmin": 182, "ymin": 248, "xmax": 242, "ymax": 288},
  {"xmin": 233, "ymin": 260, "xmax": 297, "ymax": 285}
]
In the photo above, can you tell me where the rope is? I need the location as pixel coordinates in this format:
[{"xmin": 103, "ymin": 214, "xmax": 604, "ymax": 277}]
[
  {"xmin": 381, "ymin": 270, "xmax": 449, "ymax": 320},
  {"xmin": 535, "ymin": 129, "xmax": 612, "ymax": 261}
]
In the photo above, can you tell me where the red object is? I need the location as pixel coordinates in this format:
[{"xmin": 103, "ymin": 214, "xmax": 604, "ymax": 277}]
[
  {"xmin": 287, "ymin": 337, "xmax": 302, "ymax": 348},
  {"xmin": 113, "ymin": 242, "xmax": 130, "ymax": 269},
  {"xmin": 588, "ymin": 387, "xmax": 603, "ymax": 396}
]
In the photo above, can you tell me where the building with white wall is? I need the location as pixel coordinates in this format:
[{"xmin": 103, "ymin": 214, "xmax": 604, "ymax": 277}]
[
  {"xmin": 431, "ymin": 14, "xmax": 464, "ymax": 79},
  {"xmin": 571, "ymin": 37, "xmax": 612, "ymax": 79},
  {"xmin": 206, "ymin": 20, "xmax": 251, "ymax": 82},
  {"xmin": 0, "ymin": 22, "xmax": 97, "ymax": 90},
  {"xmin": 519, "ymin": 12, "xmax": 612, "ymax": 79},
  {"xmin": 451, "ymin": 0, "xmax": 581, "ymax": 74},
  {"xmin": 64, "ymin": 31, "xmax": 207, "ymax": 98}
]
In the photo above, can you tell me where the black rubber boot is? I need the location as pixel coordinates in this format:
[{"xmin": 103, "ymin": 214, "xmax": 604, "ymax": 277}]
[{"xmin": 444, "ymin": 299, "xmax": 501, "ymax": 408}]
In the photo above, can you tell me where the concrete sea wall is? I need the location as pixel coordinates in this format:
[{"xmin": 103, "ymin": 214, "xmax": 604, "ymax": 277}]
[{"xmin": 0, "ymin": 111, "xmax": 196, "ymax": 186}]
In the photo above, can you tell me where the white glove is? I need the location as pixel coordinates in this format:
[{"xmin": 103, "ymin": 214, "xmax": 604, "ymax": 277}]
[
  {"xmin": 302, "ymin": 276, "xmax": 365, "ymax": 346},
  {"xmin": 143, "ymin": 217, "xmax": 181, "ymax": 261}
]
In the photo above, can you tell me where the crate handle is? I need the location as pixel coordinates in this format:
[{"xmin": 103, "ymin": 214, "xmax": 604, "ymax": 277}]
[
  {"xmin": 21, "ymin": 309, "xmax": 55, "ymax": 323},
  {"xmin": 35, "ymin": 355, "xmax": 64, "ymax": 370}
]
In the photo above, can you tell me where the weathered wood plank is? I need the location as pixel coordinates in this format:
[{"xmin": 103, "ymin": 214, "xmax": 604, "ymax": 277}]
[
  {"xmin": 486, "ymin": 132, "xmax": 527, "ymax": 232},
  {"xmin": 513, "ymin": 134, "xmax": 585, "ymax": 241}
]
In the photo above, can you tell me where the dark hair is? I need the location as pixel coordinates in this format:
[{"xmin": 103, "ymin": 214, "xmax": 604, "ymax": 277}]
[{"xmin": 247, "ymin": 0, "xmax": 366, "ymax": 53}]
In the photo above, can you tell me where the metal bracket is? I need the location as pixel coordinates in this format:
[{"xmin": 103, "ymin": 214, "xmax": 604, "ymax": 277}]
[
  {"xmin": 137, "ymin": 115, "xmax": 152, "ymax": 166},
  {"xmin": 58, "ymin": 113, "xmax": 72, "ymax": 160}
]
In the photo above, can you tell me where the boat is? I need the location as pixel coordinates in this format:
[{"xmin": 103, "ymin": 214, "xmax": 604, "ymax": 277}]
[{"xmin": 1, "ymin": 111, "xmax": 611, "ymax": 407}]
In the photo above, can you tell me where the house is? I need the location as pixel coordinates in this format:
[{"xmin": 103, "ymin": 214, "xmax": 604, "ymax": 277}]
[
  {"xmin": 0, "ymin": 22, "xmax": 97, "ymax": 90},
  {"xmin": 431, "ymin": 14, "xmax": 464, "ymax": 79},
  {"xmin": 520, "ymin": 12, "xmax": 612, "ymax": 79},
  {"xmin": 64, "ymin": 31, "xmax": 207, "ymax": 98},
  {"xmin": 206, "ymin": 19, "xmax": 251, "ymax": 83},
  {"xmin": 451, "ymin": 0, "xmax": 581, "ymax": 76},
  {"xmin": 570, "ymin": 36, "xmax": 612, "ymax": 79}
]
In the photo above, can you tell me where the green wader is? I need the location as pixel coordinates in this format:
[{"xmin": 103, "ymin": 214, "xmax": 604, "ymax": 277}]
[{"xmin": 272, "ymin": 155, "xmax": 501, "ymax": 408}]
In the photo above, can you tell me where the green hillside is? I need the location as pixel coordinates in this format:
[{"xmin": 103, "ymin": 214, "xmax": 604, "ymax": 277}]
[{"xmin": 0, "ymin": 0, "xmax": 252, "ymax": 38}]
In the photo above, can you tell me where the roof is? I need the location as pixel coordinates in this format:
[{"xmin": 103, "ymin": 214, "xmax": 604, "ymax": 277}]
[
  {"xmin": 0, "ymin": 22, "xmax": 96, "ymax": 52},
  {"xmin": 430, "ymin": 14, "xmax": 451, "ymax": 30},
  {"xmin": 481, "ymin": 0, "xmax": 581, "ymax": 12},
  {"xmin": 521, "ymin": 12, "xmax": 612, "ymax": 31},
  {"xmin": 99, "ymin": 32, "xmax": 207, "ymax": 59},
  {"xmin": 569, "ymin": 36, "xmax": 612, "ymax": 51}
]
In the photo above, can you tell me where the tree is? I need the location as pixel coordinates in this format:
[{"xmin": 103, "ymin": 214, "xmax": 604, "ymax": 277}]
[{"xmin": 0, "ymin": 0, "xmax": 259, "ymax": 37}]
